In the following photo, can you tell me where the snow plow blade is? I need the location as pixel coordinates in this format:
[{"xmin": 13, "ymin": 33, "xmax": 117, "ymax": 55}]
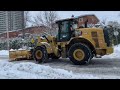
[{"xmin": 9, "ymin": 50, "xmax": 33, "ymax": 61}]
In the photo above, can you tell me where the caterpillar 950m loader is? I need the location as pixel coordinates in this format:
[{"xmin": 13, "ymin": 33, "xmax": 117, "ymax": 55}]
[{"xmin": 9, "ymin": 17, "xmax": 113, "ymax": 65}]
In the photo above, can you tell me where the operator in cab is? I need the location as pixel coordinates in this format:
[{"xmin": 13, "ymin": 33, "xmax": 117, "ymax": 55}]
[{"xmin": 70, "ymin": 20, "xmax": 78, "ymax": 37}]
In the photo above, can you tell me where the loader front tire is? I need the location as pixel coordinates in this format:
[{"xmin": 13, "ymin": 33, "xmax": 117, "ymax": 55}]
[
  {"xmin": 33, "ymin": 46, "xmax": 48, "ymax": 63},
  {"xmin": 68, "ymin": 43, "xmax": 92, "ymax": 65}
]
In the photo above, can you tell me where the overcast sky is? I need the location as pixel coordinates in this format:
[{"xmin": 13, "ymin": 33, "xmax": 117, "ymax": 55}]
[{"xmin": 30, "ymin": 11, "xmax": 120, "ymax": 26}]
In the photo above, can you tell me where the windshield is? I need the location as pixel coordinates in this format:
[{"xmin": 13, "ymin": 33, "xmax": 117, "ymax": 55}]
[
  {"xmin": 57, "ymin": 19, "xmax": 78, "ymax": 41},
  {"xmin": 60, "ymin": 21, "xmax": 69, "ymax": 33}
]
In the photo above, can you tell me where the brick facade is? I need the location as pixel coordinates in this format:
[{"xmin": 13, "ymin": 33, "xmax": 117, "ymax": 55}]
[
  {"xmin": 77, "ymin": 14, "xmax": 99, "ymax": 27},
  {"xmin": 0, "ymin": 26, "xmax": 48, "ymax": 40}
]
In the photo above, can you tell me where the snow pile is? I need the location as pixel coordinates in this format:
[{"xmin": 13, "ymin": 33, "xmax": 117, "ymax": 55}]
[
  {"xmin": 0, "ymin": 60, "xmax": 99, "ymax": 79},
  {"xmin": 102, "ymin": 44, "xmax": 120, "ymax": 59},
  {"xmin": 0, "ymin": 50, "xmax": 9, "ymax": 56},
  {"xmin": 9, "ymin": 49, "xmax": 16, "ymax": 51},
  {"xmin": 18, "ymin": 48, "xmax": 26, "ymax": 50}
]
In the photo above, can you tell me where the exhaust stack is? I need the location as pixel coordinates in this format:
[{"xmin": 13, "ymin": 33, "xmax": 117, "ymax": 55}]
[{"xmin": 85, "ymin": 19, "xmax": 88, "ymax": 28}]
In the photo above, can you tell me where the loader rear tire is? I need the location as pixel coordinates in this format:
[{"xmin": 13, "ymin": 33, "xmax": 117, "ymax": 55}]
[
  {"xmin": 68, "ymin": 43, "xmax": 92, "ymax": 65},
  {"xmin": 33, "ymin": 46, "xmax": 48, "ymax": 63}
]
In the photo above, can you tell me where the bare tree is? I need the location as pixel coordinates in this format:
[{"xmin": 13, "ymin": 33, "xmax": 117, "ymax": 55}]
[
  {"xmin": 31, "ymin": 11, "xmax": 59, "ymax": 35},
  {"xmin": 108, "ymin": 21, "xmax": 119, "ymax": 27},
  {"xmin": 24, "ymin": 11, "xmax": 32, "ymax": 28},
  {"xmin": 101, "ymin": 18, "xmax": 107, "ymax": 25}
]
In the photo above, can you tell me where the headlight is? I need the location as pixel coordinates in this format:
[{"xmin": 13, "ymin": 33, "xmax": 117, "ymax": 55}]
[{"xmin": 75, "ymin": 30, "xmax": 82, "ymax": 36}]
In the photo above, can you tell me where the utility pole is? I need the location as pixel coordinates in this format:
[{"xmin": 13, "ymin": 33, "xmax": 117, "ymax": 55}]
[
  {"xmin": 22, "ymin": 11, "xmax": 25, "ymax": 39},
  {"xmin": 6, "ymin": 11, "xmax": 9, "ymax": 50}
]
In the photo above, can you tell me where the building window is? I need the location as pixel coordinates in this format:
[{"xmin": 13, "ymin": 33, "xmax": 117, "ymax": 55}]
[{"xmin": 79, "ymin": 18, "xmax": 83, "ymax": 22}]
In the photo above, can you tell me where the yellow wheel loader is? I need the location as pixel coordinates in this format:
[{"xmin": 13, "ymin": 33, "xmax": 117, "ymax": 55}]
[{"xmin": 9, "ymin": 18, "xmax": 113, "ymax": 65}]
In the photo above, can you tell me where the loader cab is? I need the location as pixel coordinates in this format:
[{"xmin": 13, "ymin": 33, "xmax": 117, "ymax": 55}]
[{"xmin": 56, "ymin": 18, "xmax": 78, "ymax": 42}]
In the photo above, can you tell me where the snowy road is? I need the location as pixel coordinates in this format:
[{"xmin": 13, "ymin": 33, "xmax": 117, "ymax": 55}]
[{"xmin": 44, "ymin": 58, "xmax": 120, "ymax": 78}]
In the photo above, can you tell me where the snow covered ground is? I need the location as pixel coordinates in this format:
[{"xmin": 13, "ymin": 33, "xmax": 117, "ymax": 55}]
[
  {"xmin": 0, "ymin": 60, "xmax": 100, "ymax": 79},
  {"xmin": 0, "ymin": 50, "xmax": 9, "ymax": 59},
  {"xmin": 0, "ymin": 50, "xmax": 99, "ymax": 79},
  {"xmin": 0, "ymin": 50, "xmax": 9, "ymax": 56},
  {"xmin": 0, "ymin": 45, "xmax": 119, "ymax": 79},
  {"xmin": 102, "ymin": 44, "xmax": 120, "ymax": 59}
]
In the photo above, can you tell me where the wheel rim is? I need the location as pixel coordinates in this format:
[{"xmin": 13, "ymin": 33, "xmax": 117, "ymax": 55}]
[
  {"xmin": 35, "ymin": 50, "xmax": 43, "ymax": 59},
  {"xmin": 73, "ymin": 49, "xmax": 85, "ymax": 61}
]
